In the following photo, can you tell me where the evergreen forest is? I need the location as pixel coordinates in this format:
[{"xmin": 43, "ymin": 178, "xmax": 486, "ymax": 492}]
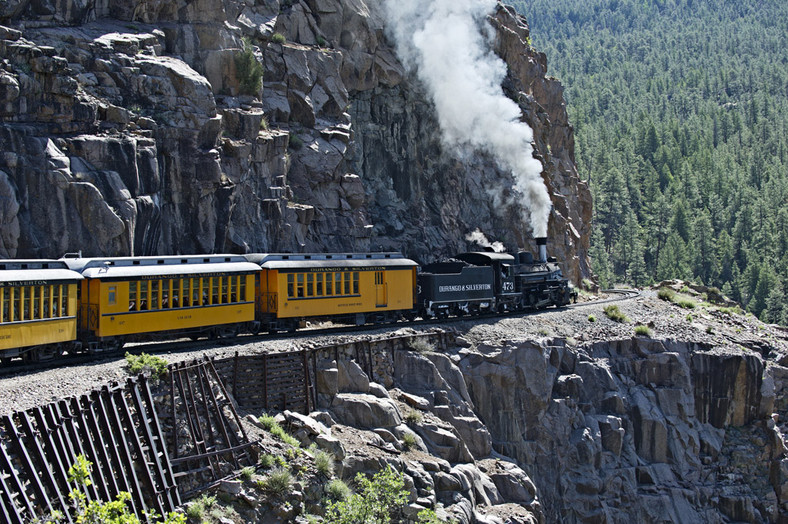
[{"xmin": 510, "ymin": 0, "xmax": 788, "ymax": 324}]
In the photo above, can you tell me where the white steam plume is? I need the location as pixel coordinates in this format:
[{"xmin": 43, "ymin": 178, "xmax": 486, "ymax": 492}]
[
  {"xmin": 465, "ymin": 228, "xmax": 505, "ymax": 252},
  {"xmin": 384, "ymin": 0, "xmax": 551, "ymax": 237}
]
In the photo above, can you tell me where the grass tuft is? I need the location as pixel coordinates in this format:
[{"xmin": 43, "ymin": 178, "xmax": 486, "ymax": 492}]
[
  {"xmin": 603, "ymin": 305, "xmax": 629, "ymax": 323},
  {"xmin": 314, "ymin": 450, "xmax": 334, "ymax": 478},
  {"xmin": 325, "ymin": 478, "xmax": 351, "ymax": 501},
  {"xmin": 407, "ymin": 338, "xmax": 435, "ymax": 353},
  {"xmin": 657, "ymin": 287, "xmax": 675, "ymax": 301},
  {"xmin": 259, "ymin": 468, "xmax": 292, "ymax": 497},
  {"xmin": 401, "ymin": 432, "xmax": 417, "ymax": 451},
  {"xmin": 404, "ymin": 410, "xmax": 423, "ymax": 425},
  {"xmin": 259, "ymin": 414, "xmax": 300, "ymax": 447}
]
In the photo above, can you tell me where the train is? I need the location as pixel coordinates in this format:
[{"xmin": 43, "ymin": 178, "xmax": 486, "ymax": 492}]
[{"xmin": 0, "ymin": 237, "xmax": 575, "ymax": 363}]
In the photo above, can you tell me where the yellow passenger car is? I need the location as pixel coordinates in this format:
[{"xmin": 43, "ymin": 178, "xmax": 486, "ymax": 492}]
[
  {"xmin": 0, "ymin": 260, "xmax": 82, "ymax": 362},
  {"xmin": 246, "ymin": 253, "xmax": 418, "ymax": 331},
  {"xmin": 63, "ymin": 255, "xmax": 260, "ymax": 350}
]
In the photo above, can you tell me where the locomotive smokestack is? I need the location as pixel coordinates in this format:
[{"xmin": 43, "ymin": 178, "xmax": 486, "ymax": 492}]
[{"xmin": 536, "ymin": 237, "xmax": 547, "ymax": 263}]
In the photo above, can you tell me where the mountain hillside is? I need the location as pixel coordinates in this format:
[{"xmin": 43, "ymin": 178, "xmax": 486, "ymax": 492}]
[{"xmin": 512, "ymin": 0, "xmax": 788, "ymax": 322}]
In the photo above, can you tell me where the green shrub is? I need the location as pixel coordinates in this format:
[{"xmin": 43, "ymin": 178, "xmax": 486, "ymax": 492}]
[
  {"xmin": 259, "ymin": 453, "xmax": 275, "ymax": 469},
  {"xmin": 686, "ymin": 313, "xmax": 693, "ymax": 322},
  {"xmin": 603, "ymin": 305, "xmax": 629, "ymax": 323},
  {"xmin": 588, "ymin": 314, "xmax": 596, "ymax": 322},
  {"xmin": 418, "ymin": 508, "xmax": 449, "ymax": 524},
  {"xmin": 272, "ymin": 32, "xmax": 286, "ymax": 44},
  {"xmin": 325, "ymin": 466, "xmax": 409, "ymax": 524},
  {"xmin": 261, "ymin": 468, "xmax": 293, "ymax": 497},
  {"xmin": 64, "ymin": 454, "xmax": 185, "ymax": 524},
  {"xmin": 187, "ymin": 494, "xmax": 216, "ymax": 520},
  {"xmin": 235, "ymin": 37, "xmax": 263, "ymax": 95},
  {"xmin": 706, "ymin": 325, "xmax": 714, "ymax": 334},
  {"xmin": 259, "ymin": 117, "xmax": 269, "ymax": 131},
  {"xmin": 314, "ymin": 450, "xmax": 334, "ymax": 477},
  {"xmin": 705, "ymin": 286, "xmax": 724, "ymax": 304},
  {"xmin": 317, "ymin": 35, "xmax": 327, "ymax": 47},
  {"xmin": 124, "ymin": 352, "xmax": 168, "ymax": 380},
  {"xmin": 634, "ymin": 325, "xmax": 651, "ymax": 337},
  {"xmin": 325, "ymin": 479, "xmax": 351, "ymax": 502}
]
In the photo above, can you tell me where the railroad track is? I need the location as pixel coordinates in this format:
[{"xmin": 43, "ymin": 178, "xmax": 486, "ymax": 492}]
[{"xmin": 0, "ymin": 289, "xmax": 642, "ymax": 378}]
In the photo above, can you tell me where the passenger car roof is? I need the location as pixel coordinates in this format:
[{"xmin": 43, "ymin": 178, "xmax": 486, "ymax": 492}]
[
  {"xmin": 246, "ymin": 253, "xmax": 418, "ymax": 270},
  {"xmin": 62, "ymin": 255, "xmax": 259, "ymax": 279},
  {"xmin": 0, "ymin": 260, "xmax": 83, "ymax": 283}
]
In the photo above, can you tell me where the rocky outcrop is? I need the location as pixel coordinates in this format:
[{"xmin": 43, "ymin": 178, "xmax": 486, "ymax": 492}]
[
  {"xmin": 301, "ymin": 328, "xmax": 788, "ymax": 523},
  {"xmin": 309, "ymin": 345, "xmax": 544, "ymax": 524},
  {"xmin": 458, "ymin": 337, "xmax": 785, "ymax": 523},
  {"xmin": 0, "ymin": 0, "xmax": 591, "ymax": 283}
]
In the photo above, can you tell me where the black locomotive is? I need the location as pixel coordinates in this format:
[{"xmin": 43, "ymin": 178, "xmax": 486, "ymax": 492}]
[{"xmin": 416, "ymin": 237, "xmax": 576, "ymax": 318}]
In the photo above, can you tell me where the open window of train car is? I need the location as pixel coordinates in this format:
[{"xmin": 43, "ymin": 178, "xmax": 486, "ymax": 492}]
[
  {"xmin": 0, "ymin": 260, "xmax": 83, "ymax": 355},
  {"xmin": 249, "ymin": 253, "xmax": 418, "ymax": 324},
  {"xmin": 62, "ymin": 255, "xmax": 259, "ymax": 339}
]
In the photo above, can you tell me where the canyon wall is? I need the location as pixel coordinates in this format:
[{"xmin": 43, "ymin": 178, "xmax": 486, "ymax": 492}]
[{"xmin": 0, "ymin": 0, "xmax": 591, "ymax": 281}]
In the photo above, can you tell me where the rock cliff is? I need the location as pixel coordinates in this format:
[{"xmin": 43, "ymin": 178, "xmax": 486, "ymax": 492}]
[
  {"xmin": 0, "ymin": 0, "xmax": 591, "ymax": 282},
  {"xmin": 294, "ymin": 292, "xmax": 788, "ymax": 523}
]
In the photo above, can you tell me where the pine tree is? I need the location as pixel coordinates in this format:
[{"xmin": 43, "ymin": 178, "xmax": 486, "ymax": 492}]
[
  {"xmin": 764, "ymin": 281, "xmax": 786, "ymax": 326},
  {"xmin": 590, "ymin": 227, "xmax": 613, "ymax": 288},
  {"xmin": 691, "ymin": 211, "xmax": 717, "ymax": 285},
  {"xmin": 750, "ymin": 264, "xmax": 776, "ymax": 318},
  {"xmin": 656, "ymin": 232, "xmax": 691, "ymax": 281}
]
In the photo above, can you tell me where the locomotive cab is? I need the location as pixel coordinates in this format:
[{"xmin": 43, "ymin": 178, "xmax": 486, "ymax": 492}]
[{"xmin": 514, "ymin": 239, "xmax": 574, "ymax": 309}]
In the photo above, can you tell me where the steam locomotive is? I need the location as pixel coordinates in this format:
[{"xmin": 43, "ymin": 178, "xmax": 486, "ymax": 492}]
[
  {"xmin": 0, "ymin": 238, "xmax": 574, "ymax": 363},
  {"xmin": 416, "ymin": 237, "xmax": 576, "ymax": 319}
]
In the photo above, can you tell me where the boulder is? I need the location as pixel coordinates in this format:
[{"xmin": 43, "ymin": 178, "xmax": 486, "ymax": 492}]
[
  {"xmin": 337, "ymin": 359, "xmax": 370, "ymax": 393},
  {"xmin": 330, "ymin": 393, "xmax": 402, "ymax": 429}
]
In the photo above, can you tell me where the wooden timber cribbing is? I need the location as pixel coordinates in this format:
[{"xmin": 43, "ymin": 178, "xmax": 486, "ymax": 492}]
[
  {"xmin": 214, "ymin": 350, "xmax": 312, "ymax": 414},
  {"xmin": 0, "ymin": 331, "xmax": 454, "ymax": 523},
  {"xmin": 161, "ymin": 359, "xmax": 255, "ymax": 498},
  {"xmin": 0, "ymin": 376, "xmax": 179, "ymax": 523}
]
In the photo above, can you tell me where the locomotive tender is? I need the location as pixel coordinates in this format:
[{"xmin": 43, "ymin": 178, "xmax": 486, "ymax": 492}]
[{"xmin": 0, "ymin": 238, "xmax": 573, "ymax": 363}]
